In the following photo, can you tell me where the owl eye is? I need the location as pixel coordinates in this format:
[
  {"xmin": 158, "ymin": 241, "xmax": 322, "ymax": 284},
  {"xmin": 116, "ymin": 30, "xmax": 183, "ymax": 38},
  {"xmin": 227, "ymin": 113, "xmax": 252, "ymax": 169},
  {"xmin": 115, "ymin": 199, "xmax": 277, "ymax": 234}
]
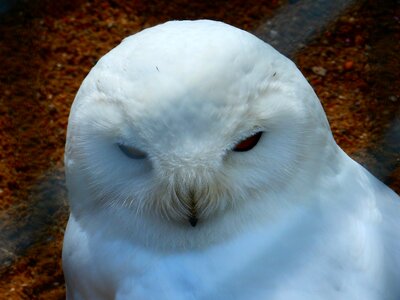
[
  {"xmin": 118, "ymin": 143, "xmax": 147, "ymax": 159},
  {"xmin": 233, "ymin": 131, "xmax": 263, "ymax": 152}
]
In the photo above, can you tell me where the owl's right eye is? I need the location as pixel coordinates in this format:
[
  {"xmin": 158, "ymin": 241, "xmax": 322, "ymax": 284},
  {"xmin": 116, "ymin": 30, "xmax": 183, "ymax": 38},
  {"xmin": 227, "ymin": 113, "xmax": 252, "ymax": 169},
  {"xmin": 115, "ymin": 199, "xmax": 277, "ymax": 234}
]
[
  {"xmin": 117, "ymin": 143, "xmax": 147, "ymax": 159},
  {"xmin": 233, "ymin": 131, "xmax": 263, "ymax": 152}
]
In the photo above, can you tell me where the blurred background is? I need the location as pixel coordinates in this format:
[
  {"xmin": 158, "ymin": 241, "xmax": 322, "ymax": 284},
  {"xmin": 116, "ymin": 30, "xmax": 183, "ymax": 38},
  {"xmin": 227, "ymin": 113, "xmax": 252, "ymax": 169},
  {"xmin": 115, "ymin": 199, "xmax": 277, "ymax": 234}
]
[{"xmin": 0, "ymin": 0, "xmax": 399, "ymax": 298}]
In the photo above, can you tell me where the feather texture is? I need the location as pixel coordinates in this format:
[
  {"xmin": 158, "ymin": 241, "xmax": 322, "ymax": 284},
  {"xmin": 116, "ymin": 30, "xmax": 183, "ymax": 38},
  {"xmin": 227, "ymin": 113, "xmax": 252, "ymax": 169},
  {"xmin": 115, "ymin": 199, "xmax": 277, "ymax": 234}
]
[{"xmin": 63, "ymin": 20, "xmax": 400, "ymax": 300}]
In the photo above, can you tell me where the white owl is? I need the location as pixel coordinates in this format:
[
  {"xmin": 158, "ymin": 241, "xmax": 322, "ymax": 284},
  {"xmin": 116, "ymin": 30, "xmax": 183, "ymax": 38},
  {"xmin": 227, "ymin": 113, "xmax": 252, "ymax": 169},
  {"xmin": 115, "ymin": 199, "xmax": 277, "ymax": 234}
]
[{"xmin": 63, "ymin": 20, "xmax": 400, "ymax": 300}]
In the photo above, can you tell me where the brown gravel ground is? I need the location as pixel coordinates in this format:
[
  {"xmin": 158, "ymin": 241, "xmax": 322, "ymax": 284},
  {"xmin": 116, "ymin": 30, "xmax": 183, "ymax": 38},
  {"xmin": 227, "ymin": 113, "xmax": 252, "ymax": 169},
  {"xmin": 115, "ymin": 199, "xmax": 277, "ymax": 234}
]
[{"xmin": 0, "ymin": 0, "xmax": 399, "ymax": 299}]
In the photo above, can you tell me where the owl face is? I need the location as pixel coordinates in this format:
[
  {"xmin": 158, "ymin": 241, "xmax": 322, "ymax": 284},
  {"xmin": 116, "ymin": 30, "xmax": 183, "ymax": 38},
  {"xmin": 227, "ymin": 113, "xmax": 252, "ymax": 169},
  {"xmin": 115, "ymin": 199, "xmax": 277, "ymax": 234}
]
[{"xmin": 66, "ymin": 20, "xmax": 332, "ymax": 228}]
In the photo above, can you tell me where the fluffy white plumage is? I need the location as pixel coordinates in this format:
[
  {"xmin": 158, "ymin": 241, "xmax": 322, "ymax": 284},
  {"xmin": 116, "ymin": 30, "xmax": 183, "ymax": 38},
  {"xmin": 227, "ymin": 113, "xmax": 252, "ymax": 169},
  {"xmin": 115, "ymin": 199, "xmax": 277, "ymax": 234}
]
[{"xmin": 63, "ymin": 20, "xmax": 400, "ymax": 300}]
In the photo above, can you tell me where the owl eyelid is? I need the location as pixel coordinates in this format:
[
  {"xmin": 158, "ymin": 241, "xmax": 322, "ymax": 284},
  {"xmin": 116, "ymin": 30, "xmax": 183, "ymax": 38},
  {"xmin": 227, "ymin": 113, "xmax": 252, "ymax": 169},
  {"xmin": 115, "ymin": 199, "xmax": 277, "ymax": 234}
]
[{"xmin": 117, "ymin": 143, "xmax": 147, "ymax": 159}]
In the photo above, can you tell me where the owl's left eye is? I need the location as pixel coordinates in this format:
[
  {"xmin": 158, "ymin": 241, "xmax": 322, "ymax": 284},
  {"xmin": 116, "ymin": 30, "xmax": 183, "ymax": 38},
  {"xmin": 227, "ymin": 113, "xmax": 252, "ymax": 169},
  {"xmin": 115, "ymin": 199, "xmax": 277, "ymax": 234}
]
[
  {"xmin": 118, "ymin": 143, "xmax": 147, "ymax": 159},
  {"xmin": 233, "ymin": 131, "xmax": 263, "ymax": 152}
]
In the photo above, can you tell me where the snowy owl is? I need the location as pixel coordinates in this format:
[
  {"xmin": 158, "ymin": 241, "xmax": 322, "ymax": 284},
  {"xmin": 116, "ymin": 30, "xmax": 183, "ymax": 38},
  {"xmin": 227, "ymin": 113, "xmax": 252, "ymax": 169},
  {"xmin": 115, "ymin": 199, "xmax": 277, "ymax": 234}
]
[{"xmin": 63, "ymin": 20, "xmax": 400, "ymax": 300}]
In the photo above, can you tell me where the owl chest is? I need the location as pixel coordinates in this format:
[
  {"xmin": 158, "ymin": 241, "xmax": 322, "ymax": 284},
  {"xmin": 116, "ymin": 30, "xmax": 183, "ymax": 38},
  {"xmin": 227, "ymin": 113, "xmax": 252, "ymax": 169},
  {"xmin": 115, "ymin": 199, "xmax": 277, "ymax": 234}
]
[
  {"xmin": 64, "ymin": 209, "xmax": 389, "ymax": 300},
  {"xmin": 85, "ymin": 233, "xmax": 385, "ymax": 300}
]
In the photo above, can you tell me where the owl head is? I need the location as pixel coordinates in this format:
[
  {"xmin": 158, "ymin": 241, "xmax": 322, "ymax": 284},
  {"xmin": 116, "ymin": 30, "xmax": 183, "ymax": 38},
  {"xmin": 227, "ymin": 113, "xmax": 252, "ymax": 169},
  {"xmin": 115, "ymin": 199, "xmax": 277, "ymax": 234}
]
[{"xmin": 65, "ymin": 20, "xmax": 336, "ymax": 234}]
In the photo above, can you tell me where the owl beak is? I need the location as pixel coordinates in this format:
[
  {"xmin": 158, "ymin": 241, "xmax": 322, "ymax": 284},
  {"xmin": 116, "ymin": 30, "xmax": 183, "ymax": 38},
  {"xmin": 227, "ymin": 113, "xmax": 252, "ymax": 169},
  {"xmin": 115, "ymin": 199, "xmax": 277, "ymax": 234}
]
[
  {"xmin": 188, "ymin": 216, "xmax": 198, "ymax": 227},
  {"xmin": 187, "ymin": 189, "xmax": 198, "ymax": 227}
]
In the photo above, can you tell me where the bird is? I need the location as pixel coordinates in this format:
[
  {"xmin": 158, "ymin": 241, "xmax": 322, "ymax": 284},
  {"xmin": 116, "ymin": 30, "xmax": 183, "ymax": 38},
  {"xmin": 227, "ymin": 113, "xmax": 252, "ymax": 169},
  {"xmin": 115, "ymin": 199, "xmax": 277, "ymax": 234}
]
[{"xmin": 62, "ymin": 20, "xmax": 400, "ymax": 300}]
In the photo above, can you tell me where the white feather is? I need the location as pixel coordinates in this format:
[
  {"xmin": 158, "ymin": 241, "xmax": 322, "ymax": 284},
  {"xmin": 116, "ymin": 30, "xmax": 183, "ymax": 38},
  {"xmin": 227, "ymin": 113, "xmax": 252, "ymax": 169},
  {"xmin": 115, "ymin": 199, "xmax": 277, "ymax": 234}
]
[{"xmin": 63, "ymin": 20, "xmax": 400, "ymax": 300}]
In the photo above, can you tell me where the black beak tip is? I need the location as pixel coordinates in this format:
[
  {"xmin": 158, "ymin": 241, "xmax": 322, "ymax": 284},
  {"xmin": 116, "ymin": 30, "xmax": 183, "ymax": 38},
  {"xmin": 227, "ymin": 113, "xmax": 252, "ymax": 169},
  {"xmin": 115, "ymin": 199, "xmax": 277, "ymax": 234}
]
[{"xmin": 189, "ymin": 217, "xmax": 198, "ymax": 227}]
